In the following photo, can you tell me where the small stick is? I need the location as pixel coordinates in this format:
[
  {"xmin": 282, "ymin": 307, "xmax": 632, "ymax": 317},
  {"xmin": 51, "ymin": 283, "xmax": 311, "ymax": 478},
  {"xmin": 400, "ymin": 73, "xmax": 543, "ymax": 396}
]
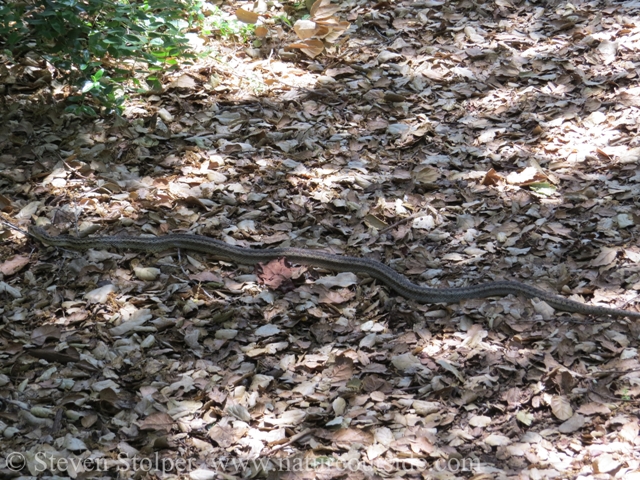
[
  {"xmin": 0, "ymin": 218, "xmax": 28, "ymax": 235},
  {"xmin": 377, "ymin": 210, "xmax": 427, "ymax": 236},
  {"xmin": 266, "ymin": 428, "xmax": 316, "ymax": 454}
]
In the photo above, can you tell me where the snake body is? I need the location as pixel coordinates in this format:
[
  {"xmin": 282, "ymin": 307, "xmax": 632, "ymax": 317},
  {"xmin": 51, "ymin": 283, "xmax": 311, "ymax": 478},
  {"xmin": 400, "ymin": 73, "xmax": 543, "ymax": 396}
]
[{"xmin": 29, "ymin": 226, "xmax": 640, "ymax": 319}]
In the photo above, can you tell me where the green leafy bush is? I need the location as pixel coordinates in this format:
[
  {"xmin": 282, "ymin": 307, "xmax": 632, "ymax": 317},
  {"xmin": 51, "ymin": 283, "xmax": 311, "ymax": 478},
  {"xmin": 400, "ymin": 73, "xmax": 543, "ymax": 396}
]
[
  {"xmin": 203, "ymin": 6, "xmax": 256, "ymax": 42},
  {"xmin": 0, "ymin": 0, "xmax": 201, "ymax": 115}
]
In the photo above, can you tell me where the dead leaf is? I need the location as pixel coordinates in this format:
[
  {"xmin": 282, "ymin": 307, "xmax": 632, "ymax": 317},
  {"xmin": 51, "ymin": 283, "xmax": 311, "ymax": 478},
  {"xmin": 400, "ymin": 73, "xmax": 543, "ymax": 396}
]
[
  {"xmin": 169, "ymin": 74, "xmax": 197, "ymax": 90},
  {"xmin": 330, "ymin": 355, "xmax": 355, "ymax": 384},
  {"xmin": 266, "ymin": 409, "xmax": 306, "ymax": 426},
  {"xmin": 618, "ymin": 147, "xmax": 640, "ymax": 164},
  {"xmin": 619, "ymin": 420, "xmax": 639, "ymax": 442},
  {"xmin": 481, "ymin": 168, "xmax": 503, "ymax": 186},
  {"xmin": 593, "ymin": 454, "xmax": 621, "ymax": 474},
  {"xmin": 558, "ymin": 414, "xmax": 586, "ymax": 433},
  {"xmin": 618, "ymin": 87, "xmax": 640, "ymax": 107},
  {"xmin": 31, "ymin": 325, "xmax": 62, "ymax": 346},
  {"xmin": 208, "ymin": 424, "xmax": 235, "ymax": 448},
  {"xmin": 235, "ymin": 8, "xmax": 260, "ymax": 24},
  {"xmin": 550, "ymin": 396, "xmax": 573, "ymax": 421},
  {"xmin": 590, "ymin": 247, "xmax": 619, "ymax": 267},
  {"xmin": 484, "ymin": 434, "xmax": 511, "ymax": 446},
  {"xmin": 577, "ymin": 403, "xmax": 611, "ymax": 416},
  {"xmin": 139, "ymin": 412, "xmax": 175, "ymax": 432},
  {"xmin": 310, "ymin": 0, "xmax": 341, "ymax": 20},
  {"xmin": 0, "ymin": 255, "xmax": 29, "ymax": 275},
  {"xmin": 413, "ymin": 166, "xmax": 439, "ymax": 184},
  {"xmin": 294, "ymin": 19, "xmax": 319, "ymax": 40},
  {"xmin": 516, "ymin": 411, "xmax": 534, "ymax": 426},
  {"xmin": 226, "ymin": 404, "xmax": 251, "ymax": 422},
  {"xmin": 256, "ymin": 258, "xmax": 299, "ymax": 290},
  {"xmin": 468, "ymin": 415, "xmax": 491, "ymax": 427},
  {"xmin": 506, "ymin": 167, "xmax": 546, "ymax": 186},
  {"xmin": 332, "ymin": 428, "xmax": 374, "ymax": 447},
  {"xmin": 286, "ymin": 39, "xmax": 325, "ymax": 58}
]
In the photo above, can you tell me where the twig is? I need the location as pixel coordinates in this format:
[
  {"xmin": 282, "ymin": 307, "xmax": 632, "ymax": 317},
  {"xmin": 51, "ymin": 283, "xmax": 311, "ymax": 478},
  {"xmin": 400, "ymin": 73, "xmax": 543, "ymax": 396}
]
[
  {"xmin": 0, "ymin": 217, "xmax": 28, "ymax": 236},
  {"xmin": 377, "ymin": 210, "xmax": 428, "ymax": 236},
  {"xmin": 587, "ymin": 387, "xmax": 640, "ymax": 404},
  {"xmin": 177, "ymin": 248, "xmax": 189, "ymax": 276},
  {"xmin": 266, "ymin": 428, "xmax": 316, "ymax": 454}
]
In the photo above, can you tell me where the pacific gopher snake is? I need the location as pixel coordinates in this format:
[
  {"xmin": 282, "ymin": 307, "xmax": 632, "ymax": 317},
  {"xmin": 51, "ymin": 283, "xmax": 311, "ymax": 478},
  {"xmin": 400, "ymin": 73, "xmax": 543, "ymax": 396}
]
[{"xmin": 29, "ymin": 226, "xmax": 640, "ymax": 319}]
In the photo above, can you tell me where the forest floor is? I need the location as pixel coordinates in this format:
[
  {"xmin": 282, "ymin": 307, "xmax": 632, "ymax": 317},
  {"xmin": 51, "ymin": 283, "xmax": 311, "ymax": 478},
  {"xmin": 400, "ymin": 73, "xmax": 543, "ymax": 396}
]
[{"xmin": 2, "ymin": 0, "xmax": 640, "ymax": 479}]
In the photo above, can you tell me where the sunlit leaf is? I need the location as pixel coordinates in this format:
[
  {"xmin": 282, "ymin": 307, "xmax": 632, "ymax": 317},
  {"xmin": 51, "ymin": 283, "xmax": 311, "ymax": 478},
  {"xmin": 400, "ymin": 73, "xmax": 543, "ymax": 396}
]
[
  {"xmin": 310, "ymin": 0, "xmax": 341, "ymax": 20},
  {"xmin": 293, "ymin": 19, "xmax": 318, "ymax": 40},
  {"xmin": 529, "ymin": 182, "xmax": 557, "ymax": 196},
  {"xmin": 236, "ymin": 8, "xmax": 260, "ymax": 24},
  {"xmin": 286, "ymin": 38, "xmax": 325, "ymax": 58}
]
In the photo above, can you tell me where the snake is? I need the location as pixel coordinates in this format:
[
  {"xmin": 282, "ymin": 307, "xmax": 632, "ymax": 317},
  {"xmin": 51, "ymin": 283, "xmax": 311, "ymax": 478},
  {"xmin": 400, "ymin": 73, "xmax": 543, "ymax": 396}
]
[{"xmin": 29, "ymin": 226, "xmax": 640, "ymax": 319}]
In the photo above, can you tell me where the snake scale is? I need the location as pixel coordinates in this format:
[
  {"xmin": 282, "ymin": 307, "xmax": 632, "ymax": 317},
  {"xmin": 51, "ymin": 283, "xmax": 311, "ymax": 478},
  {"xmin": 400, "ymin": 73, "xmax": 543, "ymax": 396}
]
[{"xmin": 30, "ymin": 226, "xmax": 640, "ymax": 319}]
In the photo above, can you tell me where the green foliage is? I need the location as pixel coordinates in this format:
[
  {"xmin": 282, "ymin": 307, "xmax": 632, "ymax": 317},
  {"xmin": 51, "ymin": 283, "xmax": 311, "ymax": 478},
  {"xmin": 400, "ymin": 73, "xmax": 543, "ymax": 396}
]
[
  {"xmin": 65, "ymin": 68, "xmax": 126, "ymax": 117},
  {"xmin": 272, "ymin": 14, "xmax": 293, "ymax": 28},
  {"xmin": 201, "ymin": 6, "xmax": 256, "ymax": 42},
  {"xmin": 0, "ymin": 0, "xmax": 201, "ymax": 115}
]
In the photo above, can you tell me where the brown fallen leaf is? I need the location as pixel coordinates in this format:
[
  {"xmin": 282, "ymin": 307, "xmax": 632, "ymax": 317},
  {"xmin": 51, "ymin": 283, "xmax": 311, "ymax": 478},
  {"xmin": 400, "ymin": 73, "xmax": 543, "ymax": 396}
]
[
  {"xmin": 31, "ymin": 325, "xmax": 62, "ymax": 346},
  {"xmin": 317, "ymin": 286, "xmax": 355, "ymax": 304},
  {"xmin": 590, "ymin": 246, "xmax": 619, "ymax": 268},
  {"xmin": 577, "ymin": 403, "xmax": 611, "ymax": 416},
  {"xmin": 208, "ymin": 424, "xmax": 236, "ymax": 448},
  {"xmin": 139, "ymin": 412, "xmax": 175, "ymax": 432},
  {"xmin": 332, "ymin": 428, "xmax": 374, "ymax": 447},
  {"xmin": 286, "ymin": 39, "xmax": 325, "ymax": 58},
  {"xmin": 0, "ymin": 255, "xmax": 29, "ymax": 276},
  {"xmin": 310, "ymin": 0, "xmax": 341, "ymax": 20},
  {"xmin": 481, "ymin": 168, "xmax": 503, "ymax": 186},
  {"xmin": 619, "ymin": 419, "xmax": 639, "ymax": 442},
  {"xmin": 593, "ymin": 454, "xmax": 621, "ymax": 474},
  {"xmin": 330, "ymin": 355, "xmax": 355, "ymax": 385},
  {"xmin": 506, "ymin": 166, "xmax": 547, "ymax": 186},
  {"xmin": 550, "ymin": 395, "xmax": 573, "ymax": 421},
  {"xmin": 235, "ymin": 7, "xmax": 260, "ymax": 24},
  {"xmin": 169, "ymin": 74, "xmax": 196, "ymax": 90},
  {"xmin": 559, "ymin": 414, "xmax": 586, "ymax": 433},
  {"xmin": 189, "ymin": 271, "xmax": 223, "ymax": 283},
  {"xmin": 256, "ymin": 258, "xmax": 299, "ymax": 290}
]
